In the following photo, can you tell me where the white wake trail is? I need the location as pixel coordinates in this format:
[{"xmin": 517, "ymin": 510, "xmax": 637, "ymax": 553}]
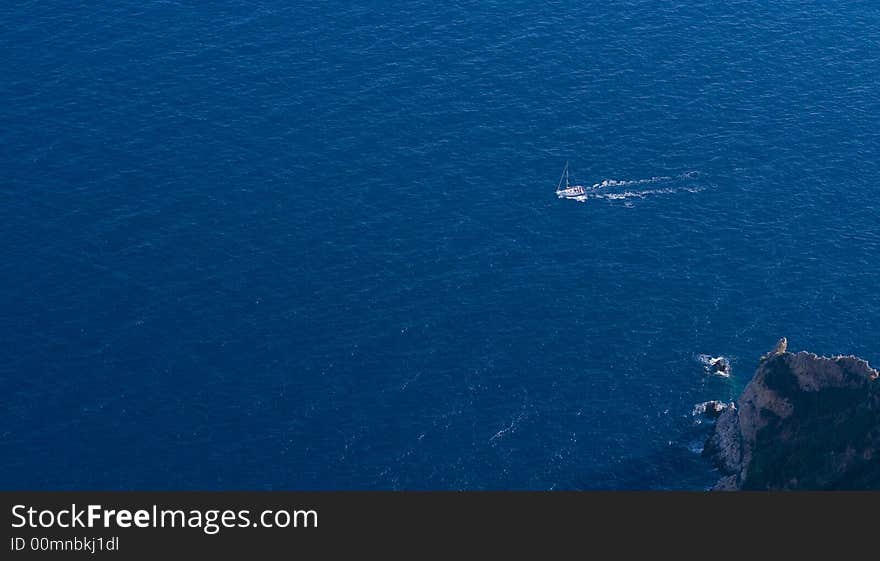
[
  {"xmin": 566, "ymin": 185, "xmax": 704, "ymax": 203},
  {"xmin": 590, "ymin": 170, "xmax": 699, "ymax": 190},
  {"xmin": 560, "ymin": 171, "xmax": 704, "ymax": 204}
]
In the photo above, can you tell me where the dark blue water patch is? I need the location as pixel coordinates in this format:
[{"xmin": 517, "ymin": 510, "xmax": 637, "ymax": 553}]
[{"xmin": 2, "ymin": 1, "xmax": 880, "ymax": 489}]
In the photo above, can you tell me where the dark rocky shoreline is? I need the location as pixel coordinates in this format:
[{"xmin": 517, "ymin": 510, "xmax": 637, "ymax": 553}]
[{"xmin": 702, "ymin": 343, "xmax": 880, "ymax": 490}]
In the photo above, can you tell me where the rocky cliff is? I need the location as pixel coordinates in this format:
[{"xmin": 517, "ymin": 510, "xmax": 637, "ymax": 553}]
[{"xmin": 703, "ymin": 345, "xmax": 880, "ymax": 490}]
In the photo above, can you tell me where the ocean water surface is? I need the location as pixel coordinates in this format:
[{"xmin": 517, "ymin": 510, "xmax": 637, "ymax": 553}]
[{"xmin": 2, "ymin": 1, "xmax": 880, "ymax": 489}]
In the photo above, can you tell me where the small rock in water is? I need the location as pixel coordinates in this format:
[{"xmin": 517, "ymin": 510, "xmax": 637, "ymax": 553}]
[
  {"xmin": 697, "ymin": 354, "xmax": 732, "ymax": 377},
  {"xmin": 709, "ymin": 357, "xmax": 731, "ymax": 376},
  {"xmin": 692, "ymin": 400, "xmax": 734, "ymax": 419}
]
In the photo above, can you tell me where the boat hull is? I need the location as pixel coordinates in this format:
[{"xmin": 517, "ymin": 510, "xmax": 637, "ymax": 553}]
[{"xmin": 556, "ymin": 185, "xmax": 586, "ymax": 199}]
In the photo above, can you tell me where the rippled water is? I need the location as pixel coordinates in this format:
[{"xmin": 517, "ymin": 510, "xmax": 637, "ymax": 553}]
[{"xmin": 2, "ymin": 1, "xmax": 879, "ymax": 489}]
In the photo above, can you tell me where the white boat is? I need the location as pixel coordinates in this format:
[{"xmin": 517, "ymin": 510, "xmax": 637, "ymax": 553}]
[{"xmin": 555, "ymin": 162, "xmax": 586, "ymax": 199}]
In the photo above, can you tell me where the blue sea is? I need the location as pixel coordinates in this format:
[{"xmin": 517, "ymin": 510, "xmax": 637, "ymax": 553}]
[{"xmin": 2, "ymin": 1, "xmax": 879, "ymax": 489}]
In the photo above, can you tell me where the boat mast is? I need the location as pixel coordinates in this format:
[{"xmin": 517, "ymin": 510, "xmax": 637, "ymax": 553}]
[{"xmin": 556, "ymin": 162, "xmax": 568, "ymax": 192}]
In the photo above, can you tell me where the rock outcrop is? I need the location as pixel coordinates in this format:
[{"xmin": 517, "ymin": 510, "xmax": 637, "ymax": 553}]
[
  {"xmin": 693, "ymin": 400, "xmax": 734, "ymax": 420},
  {"xmin": 708, "ymin": 357, "xmax": 732, "ymax": 377},
  {"xmin": 703, "ymin": 342, "xmax": 880, "ymax": 490},
  {"xmin": 697, "ymin": 355, "xmax": 732, "ymax": 377}
]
